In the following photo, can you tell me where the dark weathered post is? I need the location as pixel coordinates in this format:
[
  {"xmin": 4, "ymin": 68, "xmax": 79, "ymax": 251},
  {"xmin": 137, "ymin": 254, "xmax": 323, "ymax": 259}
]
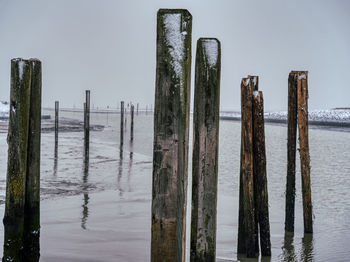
[
  {"xmin": 3, "ymin": 58, "xmax": 31, "ymax": 261},
  {"xmin": 55, "ymin": 101, "xmax": 59, "ymax": 159},
  {"xmin": 146, "ymin": 105, "xmax": 148, "ymax": 115},
  {"xmin": 120, "ymin": 101, "xmax": 124, "ymax": 146},
  {"xmin": 285, "ymin": 72, "xmax": 297, "ymax": 232},
  {"xmin": 130, "ymin": 104, "xmax": 134, "ymax": 141},
  {"xmin": 151, "ymin": 9, "xmax": 192, "ymax": 262},
  {"xmin": 296, "ymin": 72, "xmax": 312, "ymax": 233},
  {"xmin": 136, "ymin": 103, "xmax": 139, "ymax": 115},
  {"xmin": 23, "ymin": 59, "xmax": 42, "ymax": 261},
  {"xmin": 252, "ymin": 90, "xmax": 271, "ymax": 256},
  {"xmin": 237, "ymin": 77, "xmax": 256, "ymax": 258},
  {"xmin": 84, "ymin": 90, "xmax": 90, "ymax": 160},
  {"xmin": 190, "ymin": 38, "xmax": 221, "ymax": 262},
  {"xmin": 125, "ymin": 108, "xmax": 127, "ymax": 132}
]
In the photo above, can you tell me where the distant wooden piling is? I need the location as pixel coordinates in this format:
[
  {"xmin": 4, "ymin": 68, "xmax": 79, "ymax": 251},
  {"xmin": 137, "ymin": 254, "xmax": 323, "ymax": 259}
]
[
  {"xmin": 151, "ymin": 9, "xmax": 192, "ymax": 262},
  {"xmin": 252, "ymin": 90, "xmax": 271, "ymax": 256},
  {"xmin": 296, "ymin": 72, "xmax": 312, "ymax": 233},
  {"xmin": 55, "ymin": 101, "xmax": 59, "ymax": 158},
  {"xmin": 84, "ymin": 90, "xmax": 90, "ymax": 160},
  {"xmin": 137, "ymin": 103, "xmax": 139, "ymax": 115},
  {"xmin": 237, "ymin": 77, "xmax": 256, "ymax": 258},
  {"xmin": 23, "ymin": 59, "xmax": 42, "ymax": 261},
  {"xmin": 285, "ymin": 72, "xmax": 297, "ymax": 232},
  {"xmin": 120, "ymin": 101, "xmax": 124, "ymax": 146},
  {"xmin": 190, "ymin": 38, "xmax": 221, "ymax": 262},
  {"xmin": 130, "ymin": 104, "xmax": 134, "ymax": 141}
]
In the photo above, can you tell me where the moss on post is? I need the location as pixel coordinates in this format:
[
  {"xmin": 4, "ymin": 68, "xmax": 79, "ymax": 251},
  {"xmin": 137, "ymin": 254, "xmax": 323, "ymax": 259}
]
[
  {"xmin": 23, "ymin": 58, "xmax": 42, "ymax": 261},
  {"xmin": 190, "ymin": 38, "xmax": 221, "ymax": 262},
  {"xmin": 151, "ymin": 9, "xmax": 192, "ymax": 262}
]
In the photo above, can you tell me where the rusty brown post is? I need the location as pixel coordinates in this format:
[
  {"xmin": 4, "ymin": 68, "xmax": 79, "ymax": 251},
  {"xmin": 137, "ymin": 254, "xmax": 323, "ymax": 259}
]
[{"xmin": 296, "ymin": 71, "xmax": 313, "ymax": 233}]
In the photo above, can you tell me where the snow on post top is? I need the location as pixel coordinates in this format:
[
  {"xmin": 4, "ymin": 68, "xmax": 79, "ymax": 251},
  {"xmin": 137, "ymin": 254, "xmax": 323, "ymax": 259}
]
[
  {"xmin": 202, "ymin": 39, "xmax": 219, "ymax": 67},
  {"xmin": 163, "ymin": 13, "xmax": 185, "ymax": 79}
]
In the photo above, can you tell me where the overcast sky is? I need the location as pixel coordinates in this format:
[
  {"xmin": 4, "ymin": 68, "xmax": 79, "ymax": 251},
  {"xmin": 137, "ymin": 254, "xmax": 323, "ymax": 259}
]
[{"xmin": 0, "ymin": 0, "xmax": 349, "ymax": 111}]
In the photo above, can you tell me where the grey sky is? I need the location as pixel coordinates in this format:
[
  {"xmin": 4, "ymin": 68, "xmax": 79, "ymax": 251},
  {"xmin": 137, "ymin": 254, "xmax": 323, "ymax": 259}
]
[{"xmin": 0, "ymin": 0, "xmax": 349, "ymax": 111}]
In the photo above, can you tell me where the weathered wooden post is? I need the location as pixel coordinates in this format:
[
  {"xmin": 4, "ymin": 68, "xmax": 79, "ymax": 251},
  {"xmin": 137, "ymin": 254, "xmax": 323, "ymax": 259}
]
[
  {"xmin": 84, "ymin": 90, "xmax": 90, "ymax": 160},
  {"xmin": 55, "ymin": 101, "xmax": 59, "ymax": 159},
  {"xmin": 252, "ymin": 89, "xmax": 271, "ymax": 256},
  {"xmin": 23, "ymin": 59, "xmax": 42, "ymax": 261},
  {"xmin": 237, "ymin": 77, "xmax": 256, "ymax": 258},
  {"xmin": 136, "ymin": 103, "xmax": 139, "ymax": 115},
  {"xmin": 151, "ymin": 9, "xmax": 192, "ymax": 262},
  {"xmin": 190, "ymin": 38, "xmax": 221, "ymax": 262},
  {"xmin": 120, "ymin": 101, "xmax": 124, "ymax": 146},
  {"xmin": 146, "ymin": 105, "xmax": 148, "ymax": 115},
  {"xmin": 130, "ymin": 104, "xmax": 134, "ymax": 141},
  {"xmin": 3, "ymin": 58, "xmax": 31, "ymax": 261},
  {"xmin": 296, "ymin": 72, "xmax": 312, "ymax": 233},
  {"xmin": 125, "ymin": 108, "xmax": 127, "ymax": 132},
  {"xmin": 285, "ymin": 72, "xmax": 297, "ymax": 232}
]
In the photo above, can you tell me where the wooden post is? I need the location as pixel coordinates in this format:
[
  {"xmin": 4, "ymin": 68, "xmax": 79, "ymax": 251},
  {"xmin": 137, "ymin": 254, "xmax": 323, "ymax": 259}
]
[
  {"xmin": 190, "ymin": 38, "xmax": 221, "ymax": 262},
  {"xmin": 237, "ymin": 77, "xmax": 256, "ymax": 258},
  {"xmin": 146, "ymin": 105, "xmax": 148, "ymax": 115},
  {"xmin": 120, "ymin": 101, "xmax": 124, "ymax": 146},
  {"xmin": 285, "ymin": 72, "xmax": 297, "ymax": 232},
  {"xmin": 252, "ymin": 90, "xmax": 271, "ymax": 256},
  {"xmin": 137, "ymin": 103, "xmax": 139, "ymax": 115},
  {"xmin": 130, "ymin": 104, "xmax": 134, "ymax": 141},
  {"xmin": 296, "ymin": 72, "xmax": 312, "ymax": 233},
  {"xmin": 151, "ymin": 9, "xmax": 192, "ymax": 262},
  {"xmin": 23, "ymin": 59, "xmax": 42, "ymax": 261},
  {"xmin": 3, "ymin": 58, "xmax": 31, "ymax": 260},
  {"xmin": 84, "ymin": 90, "xmax": 90, "ymax": 160},
  {"xmin": 125, "ymin": 108, "xmax": 127, "ymax": 132},
  {"xmin": 55, "ymin": 101, "xmax": 59, "ymax": 159}
]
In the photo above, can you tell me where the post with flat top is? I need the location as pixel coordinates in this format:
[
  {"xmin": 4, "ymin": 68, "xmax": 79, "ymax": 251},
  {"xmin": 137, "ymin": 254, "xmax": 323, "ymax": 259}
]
[
  {"xmin": 84, "ymin": 90, "xmax": 90, "ymax": 161},
  {"xmin": 151, "ymin": 9, "xmax": 192, "ymax": 262},
  {"xmin": 190, "ymin": 38, "xmax": 221, "ymax": 262}
]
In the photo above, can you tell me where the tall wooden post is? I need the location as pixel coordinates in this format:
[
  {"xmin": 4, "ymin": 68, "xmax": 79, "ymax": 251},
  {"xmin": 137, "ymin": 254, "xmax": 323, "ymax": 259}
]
[
  {"xmin": 237, "ymin": 77, "xmax": 256, "ymax": 258},
  {"xmin": 137, "ymin": 103, "xmax": 139, "ymax": 115},
  {"xmin": 296, "ymin": 72, "xmax": 312, "ymax": 233},
  {"xmin": 190, "ymin": 38, "xmax": 221, "ymax": 262},
  {"xmin": 252, "ymin": 90, "xmax": 271, "ymax": 256},
  {"xmin": 151, "ymin": 9, "xmax": 192, "ymax": 262},
  {"xmin": 3, "ymin": 59, "xmax": 31, "ymax": 261},
  {"xmin": 23, "ymin": 59, "xmax": 42, "ymax": 261},
  {"xmin": 84, "ymin": 90, "xmax": 90, "ymax": 160},
  {"xmin": 120, "ymin": 101, "xmax": 124, "ymax": 146},
  {"xmin": 285, "ymin": 72, "xmax": 298, "ymax": 232},
  {"xmin": 130, "ymin": 104, "xmax": 134, "ymax": 141},
  {"xmin": 55, "ymin": 101, "xmax": 59, "ymax": 159}
]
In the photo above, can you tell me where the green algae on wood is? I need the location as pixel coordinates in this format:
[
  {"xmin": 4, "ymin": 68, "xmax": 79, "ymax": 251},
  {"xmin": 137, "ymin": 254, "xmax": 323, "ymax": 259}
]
[
  {"xmin": 23, "ymin": 58, "xmax": 42, "ymax": 261},
  {"xmin": 190, "ymin": 38, "xmax": 221, "ymax": 262},
  {"xmin": 151, "ymin": 9, "xmax": 192, "ymax": 262},
  {"xmin": 3, "ymin": 58, "xmax": 42, "ymax": 261}
]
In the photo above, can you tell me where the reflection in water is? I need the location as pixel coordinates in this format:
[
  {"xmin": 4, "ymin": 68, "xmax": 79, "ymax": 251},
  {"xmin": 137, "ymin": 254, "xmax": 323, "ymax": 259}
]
[
  {"xmin": 128, "ymin": 141, "xmax": 134, "ymax": 192},
  {"xmin": 300, "ymin": 233, "xmax": 314, "ymax": 262},
  {"xmin": 54, "ymin": 142, "xmax": 58, "ymax": 175},
  {"xmin": 236, "ymin": 253, "xmax": 271, "ymax": 262},
  {"xmin": 81, "ymin": 157, "xmax": 89, "ymax": 230},
  {"xmin": 118, "ymin": 144, "xmax": 124, "ymax": 196},
  {"xmin": 280, "ymin": 231, "xmax": 297, "ymax": 262}
]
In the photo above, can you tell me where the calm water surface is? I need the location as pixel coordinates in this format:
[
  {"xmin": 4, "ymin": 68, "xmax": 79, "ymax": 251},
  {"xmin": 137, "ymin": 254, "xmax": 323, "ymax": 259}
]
[{"xmin": 0, "ymin": 110, "xmax": 349, "ymax": 261}]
